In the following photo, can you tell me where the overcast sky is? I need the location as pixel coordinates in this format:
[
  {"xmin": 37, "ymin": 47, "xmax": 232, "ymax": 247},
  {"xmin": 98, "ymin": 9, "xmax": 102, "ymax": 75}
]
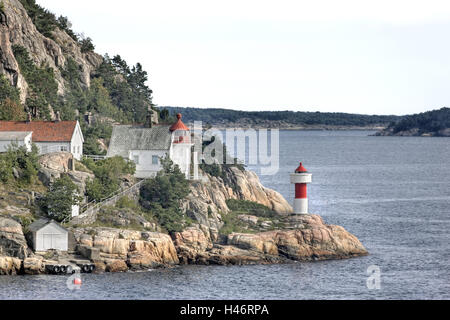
[{"xmin": 37, "ymin": 0, "xmax": 450, "ymax": 115}]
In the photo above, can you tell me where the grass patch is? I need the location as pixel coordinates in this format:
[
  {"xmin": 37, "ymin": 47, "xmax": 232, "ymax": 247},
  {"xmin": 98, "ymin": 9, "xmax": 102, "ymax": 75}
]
[
  {"xmin": 219, "ymin": 211, "xmax": 256, "ymax": 236},
  {"xmin": 225, "ymin": 199, "xmax": 277, "ymax": 218},
  {"xmin": 74, "ymin": 160, "xmax": 93, "ymax": 174},
  {"xmin": 219, "ymin": 199, "xmax": 284, "ymax": 236}
]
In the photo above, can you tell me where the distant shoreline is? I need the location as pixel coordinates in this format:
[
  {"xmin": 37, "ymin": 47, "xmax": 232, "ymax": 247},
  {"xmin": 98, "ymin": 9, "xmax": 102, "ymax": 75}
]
[{"xmin": 186, "ymin": 123, "xmax": 384, "ymax": 131}]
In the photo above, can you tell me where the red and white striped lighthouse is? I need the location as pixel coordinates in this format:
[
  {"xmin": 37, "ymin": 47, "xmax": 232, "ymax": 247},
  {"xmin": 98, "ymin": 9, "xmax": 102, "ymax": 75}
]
[{"xmin": 290, "ymin": 162, "xmax": 312, "ymax": 214}]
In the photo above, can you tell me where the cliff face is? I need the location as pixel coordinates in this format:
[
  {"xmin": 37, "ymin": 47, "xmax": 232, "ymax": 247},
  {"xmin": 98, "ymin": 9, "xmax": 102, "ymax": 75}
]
[
  {"xmin": 173, "ymin": 215, "xmax": 367, "ymax": 265},
  {"xmin": 174, "ymin": 168, "xmax": 367, "ymax": 264},
  {"xmin": 73, "ymin": 227, "xmax": 179, "ymax": 270},
  {"xmin": 183, "ymin": 167, "xmax": 293, "ymax": 239},
  {"xmin": 0, "ymin": 0, "xmax": 102, "ymax": 102}
]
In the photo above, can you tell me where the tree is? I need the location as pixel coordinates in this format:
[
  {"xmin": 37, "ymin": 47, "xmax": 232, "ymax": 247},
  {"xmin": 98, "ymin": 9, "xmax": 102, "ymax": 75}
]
[
  {"xmin": 159, "ymin": 108, "xmax": 170, "ymax": 121},
  {"xmin": 139, "ymin": 156, "xmax": 191, "ymax": 233},
  {"xmin": 0, "ymin": 144, "xmax": 40, "ymax": 184},
  {"xmin": 12, "ymin": 45, "xmax": 57, "ymax": 119},
  {"xmin": 56, "ymin": 15, "xmax": 78, "ymax": 41},
  {"xmin": 79, "ymin": 35, "xmax": 95, "ymax": 53},
  {"xmin": 0, "ymin": 98, "xmax": 25, "ymax": 121},
  {"xmin": 40, "ymin": 175, "xmax": 82, "ymax": 222},
  {"xmin": 0, "ymin": 75, "xmax": 25, "ymax": 121},
  {"xmin": 93, "ymin": 55, "xmax": 154, "ymax": 123},
  {"xmin": 87, "ymin": 78, "xmax": 121, "ymax": 118}
]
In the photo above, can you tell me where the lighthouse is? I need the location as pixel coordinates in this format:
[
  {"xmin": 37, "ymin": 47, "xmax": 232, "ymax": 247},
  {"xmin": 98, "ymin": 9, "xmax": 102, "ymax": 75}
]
[{"xmin": 290, "ymin": 162, "xmax": 312, "ymax": 214}]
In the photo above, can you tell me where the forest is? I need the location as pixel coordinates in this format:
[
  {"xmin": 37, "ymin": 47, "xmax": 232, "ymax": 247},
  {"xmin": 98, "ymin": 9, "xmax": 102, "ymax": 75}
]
[
  {"xmin": 386, "ymin": 107, "xmax": 450, "ymax": 135},
  {"xmin": 162, "ymin": 107, "xmax": 402, "ymax": 127}
]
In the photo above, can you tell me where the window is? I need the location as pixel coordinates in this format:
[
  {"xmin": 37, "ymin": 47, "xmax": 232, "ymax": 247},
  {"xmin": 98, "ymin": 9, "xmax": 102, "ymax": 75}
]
[
  {"xmin": 133, "ymin": 155, "xmax": 140, "ymax": 165},
  {"xmin": 60, "ymin": 146, "xmax": 68, "ymax": 152},
  {"xmin": 152, "ymin": 155, "xmax": 159, "ymax": 165}
]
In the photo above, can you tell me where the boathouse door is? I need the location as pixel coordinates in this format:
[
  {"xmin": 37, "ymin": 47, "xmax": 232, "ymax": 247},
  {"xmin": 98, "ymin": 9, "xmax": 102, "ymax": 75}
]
[{"xmin": 42, "ymin": 233, "xmax": 61, "ymax": 250}]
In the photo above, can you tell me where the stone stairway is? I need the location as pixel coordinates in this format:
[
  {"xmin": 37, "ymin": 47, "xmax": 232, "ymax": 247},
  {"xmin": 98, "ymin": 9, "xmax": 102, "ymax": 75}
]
[{"xmin": 70, "ymin": 179, "xmax": 145, "ymax": 225}]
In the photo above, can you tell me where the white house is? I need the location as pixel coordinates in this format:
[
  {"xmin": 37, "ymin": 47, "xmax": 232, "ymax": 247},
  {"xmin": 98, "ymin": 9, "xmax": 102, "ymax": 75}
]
[
  {"xmin": 0, "ymin": 114, "xmax": 84, "ymax": 160},
  {"xmin": 107, "ymin": 113, "xmax": 193, "ymax": 179},
  {"xmin": 28, "ymin": 219, "xmax": 68, "ymax": 252},
  {"xmin": 0, "ymin": 131, "xmax": 32, "ymax": 152}
]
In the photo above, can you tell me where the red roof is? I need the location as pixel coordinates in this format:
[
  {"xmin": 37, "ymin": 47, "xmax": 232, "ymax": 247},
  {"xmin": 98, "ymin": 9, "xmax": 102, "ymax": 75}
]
[
  {"xmin": 169, "ymin": 113, "xmax": 189, "ymax": 132},
  {"xmin": 295, "ymin": 162, "xmax": 308, "ymax": 173},
  {"xmin": 0, "ymin": 121, "xmax": 78, "ymax": 142}
]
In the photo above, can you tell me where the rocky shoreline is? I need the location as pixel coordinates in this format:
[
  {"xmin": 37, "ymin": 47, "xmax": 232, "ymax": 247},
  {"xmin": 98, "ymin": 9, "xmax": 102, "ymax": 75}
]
[
  {"xmin": 0, "ymin": 212, "xmax": 367, "ymax": 275},
  {"xmin": 0, "ymin": 153, "xmax": 367, "ymax": 276},
  {"xmin": 374, "ymin": 127, "xmax": 450, "ymax": 137}
]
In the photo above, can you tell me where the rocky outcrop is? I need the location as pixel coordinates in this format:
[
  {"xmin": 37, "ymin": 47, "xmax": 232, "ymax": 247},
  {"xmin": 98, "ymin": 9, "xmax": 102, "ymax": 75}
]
[
  {"xmin": 23, "ymin": 256, "xmax": 44, "ymax": 275},
  {"xmin": 73, "ymin": 227, "xmax": 179, "ymax": 270},
  {"xmin": 0, "ymin": 216, "xmax": 39, "ymax": 275},
  {"xmin": 228, "ymin": 215, "xmax": 367, "ymax": 261},
  {"xmin": 0, "ymin": 256, "xmax": 22, "ymax": 275},
  {"xmin": 0, "ymin": 216, "xmax": 30, "ymax": 259},
  {"xmin": 186, "ymin": 167, "xmax": 292, "ymax": 217},
  {"xmin": 183, "ymin": 167, "xmax": 292, "ymax": 239},
  {"xmin": 177, "ymin": 166, "xmax": 367, "ymax": 265},
  {"xmin": 172, "ymin": 226, "xmax": 214, "ymax": 264},
  {"xmin": 38, "ymin": 152, "xmax": 94, "ymax": 194},
  {"xmin": 67, "ymin": 170, "xmax": 95, "ymax": 195},
  {"xmin": 0, "ymin": 0, "xmax": 103, "ymax": 103},
  {"xmin": 38, "ymin": 152, "xmax": 73, "ymax": 186},
  {"xmin": 105, "ymin": 260, "xmax": 128, "ymax": 273},
  {"xmin": 375, "ymin": 127, "xmax": 450, "ymax": 137},
  {"xmin": 174, "ymin": 214, "xmax": 367, "ymax": 265},
  {"xmin": 230, "ymin": 168, "xmax": 293, "ymax": 214}
]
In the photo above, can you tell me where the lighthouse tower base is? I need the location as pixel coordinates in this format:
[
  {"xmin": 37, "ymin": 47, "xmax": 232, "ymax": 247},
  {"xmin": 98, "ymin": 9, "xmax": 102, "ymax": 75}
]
[
  {"xmin": 293, "ymin": 198, "xmax": 308, "ymax": 214},
  {"xmin": 290, "ymin": 167, "xmax": 312, "ymax": 215}
]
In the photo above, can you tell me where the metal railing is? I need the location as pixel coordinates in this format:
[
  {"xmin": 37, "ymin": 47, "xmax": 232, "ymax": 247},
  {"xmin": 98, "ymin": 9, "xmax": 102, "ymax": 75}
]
[
  {"xmin": 70, "ymin": 179, "xmax": 146, "ymax": 224},
  {"xmin": 83, "ymin": 155, "xmax": 107, "ymax": 161}
]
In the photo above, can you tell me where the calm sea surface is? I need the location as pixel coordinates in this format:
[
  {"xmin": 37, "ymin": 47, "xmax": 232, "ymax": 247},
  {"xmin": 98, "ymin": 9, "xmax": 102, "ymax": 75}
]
[{"xmin": 1, "ymin": 130, "xmax": 449, "ymax": 299}]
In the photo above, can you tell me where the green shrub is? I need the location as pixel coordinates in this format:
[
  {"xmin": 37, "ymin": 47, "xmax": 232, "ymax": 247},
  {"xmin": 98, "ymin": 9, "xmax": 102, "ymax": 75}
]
[
  {"xmin": 115, "ymin": 196, "xmax": 139, "ymax": 210},
  {"xmin": 139, "ymin": 157, "xmax": 191, "ymax": 233},
  {"xmin": 39, "ymin": 175, "xmax": 83, "ymax": 222},
  {"xmin": 219, "ymin": 200, "xmax": 280, "ymax": 236},
  {"xmin": 219, "ymin": 211, "xmax": 253, "ymax": 236},
  {"xmin": 12, "ymin": 45, "xmax": 57, "ymax": 120},
  {"xmin": 0, "ymin": 144, "xmax": 40, "ymax": 184},
  {"xmin": 80, "ymin": 36, "xmax": 95, "ymax": 53},
  {"xmin": 83, "ymin": 156, "xmax": 135, "ymax": 202},
  {"xmin": 19, "ymin": 0, "xmax": 58, "ymax": 38},
  {"xmin": 74, "ymin": 160, "xmax": 92, "ymax": 174},
  {"xmin": 225, "ymin": 199, "xmax": 277, "ymax": 218},
  {"xmin": 0, "ymin": 75, "xmax": 25, "ymax": 121},
  {"xmin": 93, "ymin": 55, "xmax": 154, "ymax": 123},
  {"xmin": 80, "ymin": 121, "xmax": 113, "ymax": 156}
]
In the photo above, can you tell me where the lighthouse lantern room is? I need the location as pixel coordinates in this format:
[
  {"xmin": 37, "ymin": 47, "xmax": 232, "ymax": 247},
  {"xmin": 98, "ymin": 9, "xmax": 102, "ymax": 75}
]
[{"xmin": 290, "ymin": 162, "xmax": 312, "ymax": 214}]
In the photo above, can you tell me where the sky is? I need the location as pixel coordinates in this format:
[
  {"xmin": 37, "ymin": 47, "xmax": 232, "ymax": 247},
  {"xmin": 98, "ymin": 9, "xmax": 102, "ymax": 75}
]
[{"xmin": 36, "ymin": 0, "xmax": 450, "ymax": 115}]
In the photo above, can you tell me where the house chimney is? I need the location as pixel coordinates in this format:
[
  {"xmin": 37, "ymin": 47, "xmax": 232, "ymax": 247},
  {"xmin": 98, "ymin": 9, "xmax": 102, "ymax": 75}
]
[
  {"xmin": 55, "ymin": 111, "xmax": 61, "ymax": 122},
  {"xmin": 26, "ymin": 112, "xmax": 32, "ymax": 123}
]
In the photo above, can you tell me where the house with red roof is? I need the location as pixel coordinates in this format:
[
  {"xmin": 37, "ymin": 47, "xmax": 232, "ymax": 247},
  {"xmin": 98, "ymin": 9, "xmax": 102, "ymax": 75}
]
[
  {"xmin": 107, "ymin": 113, "xmax": 193, "ymax": 178},
  {"xmin": 0, "ymin": 114, "xmax": 84, "ymax": 160}
]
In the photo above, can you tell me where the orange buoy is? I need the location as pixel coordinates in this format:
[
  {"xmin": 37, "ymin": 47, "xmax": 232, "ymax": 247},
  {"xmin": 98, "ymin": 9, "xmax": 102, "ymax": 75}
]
[{"xmin": 73, "ymin": 277, "xmax": 82, "ymax": 285}]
